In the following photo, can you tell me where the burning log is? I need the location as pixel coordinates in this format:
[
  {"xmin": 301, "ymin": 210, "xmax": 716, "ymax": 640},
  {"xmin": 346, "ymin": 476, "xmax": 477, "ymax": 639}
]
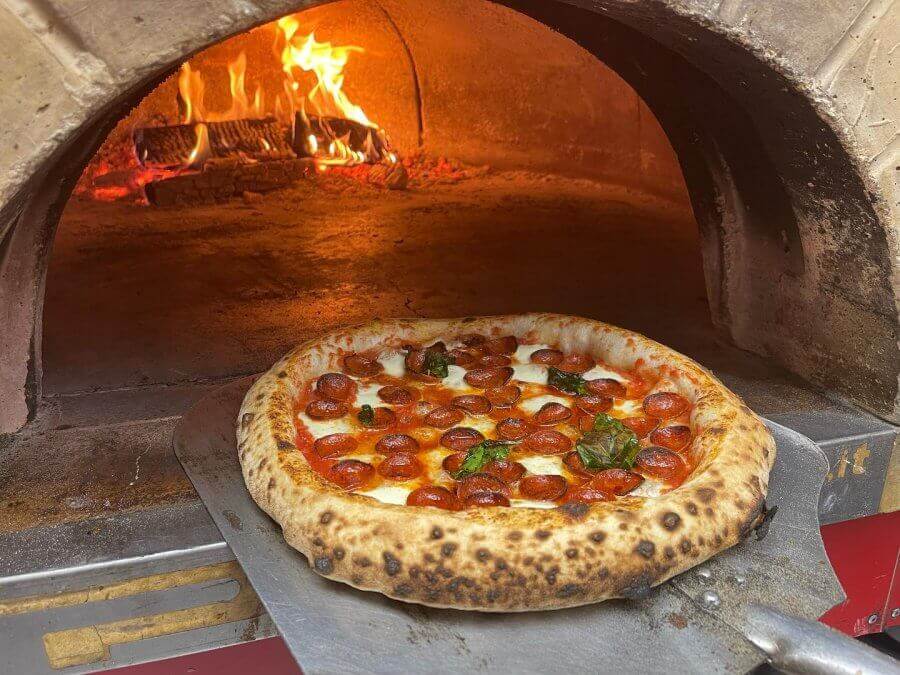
[
  {"xmin": 134, "ymin": 118, "xmax": 295, "ymax": 167},
  {"xmin": 292, "ymin": 113, "xmax": 392, "ymax": 163},
  {"xmin": 143, "ymin": 157, "xmax": 312, "ymax": 207}
]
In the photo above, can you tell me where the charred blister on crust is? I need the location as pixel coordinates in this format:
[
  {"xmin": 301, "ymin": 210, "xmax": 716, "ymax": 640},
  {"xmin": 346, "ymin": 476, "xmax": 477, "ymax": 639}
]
[
  {"xmin": 558, "ymin": 502, "xmax": 589, "ymax": 520},
  {"xmin": 441, "ymin": 542, "xmax": 458, "ymax": 557},
  {"xmin": 276, "ymin": 439, "xmax": 295, "ymax": 451},
  {"xmin": 241, "ymin": 412, "xmax": 255, "ymax": 430},
  {"xmin": 383, "ymin": 552, "xmax": 402, "ymax": 576},
  {"xmin": 314, "ymin": 556, "xmax": 334, "ymax": 575},
  {"xmin": 661, "ymin": 512, "xmax": 682, "ymax": 530},
  {"xmin": 534, "ymin": 530, "xmax": 552, "ymax": 540},
  {"xmin": 589, "ymin": 531, "xmax": 606, "ymax": 543},
  {"xmin": 319, "ymin": 511, "xmax": 333, "ymax": 524},
  {"xmin": 635, "ymin": 541, "xmax": 656, "ymax": 559}
]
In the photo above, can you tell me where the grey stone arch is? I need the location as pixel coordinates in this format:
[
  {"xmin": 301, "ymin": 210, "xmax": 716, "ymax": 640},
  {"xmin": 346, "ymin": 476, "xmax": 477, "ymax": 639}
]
[{"xmin": 0, "ymin": 0, "xmax": 897, "ymax": 434}]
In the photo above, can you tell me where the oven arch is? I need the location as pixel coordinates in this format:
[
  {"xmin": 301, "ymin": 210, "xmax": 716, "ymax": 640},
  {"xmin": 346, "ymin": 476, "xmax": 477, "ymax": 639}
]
[{"xmin": 1, "ymin": 0, "xmax": 896, "ymax": 432}]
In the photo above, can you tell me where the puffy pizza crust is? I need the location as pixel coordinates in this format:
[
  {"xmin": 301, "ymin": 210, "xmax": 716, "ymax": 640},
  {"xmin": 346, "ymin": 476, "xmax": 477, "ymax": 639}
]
[{"xmin": 236, "ymin": 314, "xmax": 775, "ymax": 611}]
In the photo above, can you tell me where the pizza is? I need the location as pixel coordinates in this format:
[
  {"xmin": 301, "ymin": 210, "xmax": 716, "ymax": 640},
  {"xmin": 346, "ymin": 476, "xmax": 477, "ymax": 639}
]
[{"xmin": 237, "ymin": 314, "xmax": 775, "ymax": 611}]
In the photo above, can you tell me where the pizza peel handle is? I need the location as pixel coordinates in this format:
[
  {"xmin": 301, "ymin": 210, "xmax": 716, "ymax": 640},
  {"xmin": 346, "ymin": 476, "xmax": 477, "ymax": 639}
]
[{"xmin": 741, "ymin": 604, "xmax": 899, "ymax": 675}]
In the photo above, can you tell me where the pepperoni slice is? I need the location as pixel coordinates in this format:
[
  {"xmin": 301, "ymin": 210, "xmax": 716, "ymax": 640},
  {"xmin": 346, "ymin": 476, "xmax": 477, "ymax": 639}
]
[
  {"xmin": 485, "ymin": 385, "xmax": 521, "ymax": 408},
  {"xmin": 306, "ymin": 399, "xmax": 348, "ymax": 420},
  {"xmin": 449, "ymin": 348, "xmax": 479, "ymax": 369},
  {"xmin": 520, "ymin": 429, "xmax": 572, "ymax": 454},
  {"xmin": 585, "ymin": 378, "xmax": 627, "ymax": 398},
  {"xmin": 377, "ymin": 452, "xmax": 423, "ymax": 479},
  {"xmin": 464, "ymin": 492, "xmax": 511, "ymax": 508},
  {"xmin": 575, "ymin": 413, "xmax": 597, "ymax": 433},
  {"xmin": 479, "ymin": 354, "xmax": 512, "ymax": 368},
  {"xmin": 424, "ymin": 406, "xmax": 465, "ymax": 429},
  {"xmin": 328, "ymin": 459, "xmax": 374, "ymax": 489},
  {"xmin": 442, "ymin": 452, "xmax": 467, "ymax": 474},
  {"xmin": 649, "ymin": 425, "xmax": 692, "ymax": 452},
  {"xmin": 440, "ymin": 427, "xmax": 484, "ymax": 451},
  {"xmin": 451, "ymin": 395, "xmax": 492, "ymax": 415},
  {"xmin": 406, "ymin": 485, "xmax": 461, "ymax": 510},
  {"xmin": 313, "ymin": 433, "xmax": 358, "ymax": 457},
  {"xmin": 343, "ymin": 354, "xmax": 383, "ymax": 377},
  {"xmin": 464, "ymin": 367, "xmax": 514, "ymax": 389},
  {"xmin": 557, "ymin": 353, "xmax": 594, "ymax": 373},
  {"xmin": 589, "ymin": 468, "xmax": 644, "ymax": 495},
  {"xmin": 575, "ymin": 394, "xmax": 613, "ymax": 415},
  {"xmin": 315, "ymin": 373, "xmax": 357, "ymax": 401},
  {"xmin": 404, "ymin": 349, "xmax": 426, "ymax": 374},
  {"xmin": 375, "ymin": 433, "xmax": 420, "ymax": 454},
  {"xmin": 496, "ymin": 417, "xmax": 531, "ymax": 440},
  {"xmin": 643, "ymin": 392, "xmax": 690, "ymax": 419},
  {"xmin": 456, "ymin": 473, "xmax": 511, "ymax": 500},
  {"xmin": 532, "ymin": 402, "xmax": 572, "ymax": 425},
  {"xmin": 563, "ymin": 451, "xmax": 592, "ymax": 475},
  {"xmin": 360, "ymin": 406, "xmax": 396, "ymax": 430},
  {"xmin": 483, "ymin": 459, "xmax": 526, "ymax": 483},
  {"xmin": 529, "ymin": 348, "xmax": 563, "ymax": 365},
  {"xmin": 377, "ymin": 385, "xmax": 419, "ymax": 405},
  {"xmin": 634, "ymin": 447, "xmax": 685, "ymax": 481},
  {"xmin": 565, "ymin": 485, "xmax": 613, "ymax": 504},
  {"xmin": 622, "ymin": 416, "xmax": 659, "ymax": 439},
  {"xmin": 482, "ymin": 335, "xmax": 518, "ymax": 355},
  {"xmin": 461, "ymin": 334, "xmax": 487, "ymax": 347},
  {"xmin": 520, "ymin": 475, "xmax": 568, "ymax": 500}
]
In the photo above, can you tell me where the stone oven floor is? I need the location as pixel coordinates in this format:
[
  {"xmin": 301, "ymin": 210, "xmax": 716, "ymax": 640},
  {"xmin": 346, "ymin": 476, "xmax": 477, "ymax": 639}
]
[{"xmin": 3, "ymin": 171, "xmax": 892, "ymax": 582}]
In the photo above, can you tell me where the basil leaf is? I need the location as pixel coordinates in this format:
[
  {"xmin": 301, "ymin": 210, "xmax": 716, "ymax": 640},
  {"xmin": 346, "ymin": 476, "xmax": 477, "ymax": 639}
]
[
  {"xmin": 547, "ymin": 367, "xmax": 588, "ymax": 395},
  {"xmin": 574, "ymin": 413, "xmax": 640, "ymax": 471},
  {"xmin": 423, "ymin": 349, "xmax": 453, "ymax": 378},
  {"xmin": 357, "ymin": 404, "xmax": 375, "ymax": 426},
  {"xmin": 452, "ymin": 440, "xmax": 512, "ymax": 479}
]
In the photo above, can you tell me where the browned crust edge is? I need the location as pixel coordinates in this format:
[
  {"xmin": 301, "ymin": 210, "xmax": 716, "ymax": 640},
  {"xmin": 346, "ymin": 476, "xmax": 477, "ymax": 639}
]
[{"xmin": 236, "ymin": 313, "xmax": 775, "ymax": 611}]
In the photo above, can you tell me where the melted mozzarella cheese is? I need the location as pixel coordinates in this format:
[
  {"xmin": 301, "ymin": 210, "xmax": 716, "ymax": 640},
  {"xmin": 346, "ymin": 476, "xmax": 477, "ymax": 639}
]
[
  {"xmin": 355, "ymin": 381, "xmax": 383, "ymax": 407},
  {"xmin": 582, "ymin": 364, "xmax": 625, "ymax": 382},
  {"xmin": 518, "ymin": 455, "xmax": 565, "ymax": 476},
  {"xmin": 358, "ymin": 485, "xmax": 411, "ymax": 505},
  {"xmin": 518, "ymin": 394, "xmax": 570, "ymax": 414},
  {"xmin": 510, "ymin": 499, "xmax": 557, "ymax": 509},
  {"xmin": 378, "ymin": 350, "xmax": 406, "ymax": 377},
  {"xmin": 510, "ymin": 363, "xmax": 548, "ymax": 384},
  {"xmin": 443, "ymin": 365, "xmax": 473, "ymax": 391},
  {"xmin": 630, "ymin": 479, "xmax": 664, "ymax": 498},
  {"xmin": 464, "ymin": 415, "xmax": 498, "ymax": 435},
  {"xmin": 297, "ymin": 411, "xmax": 354, "ymax": 436},
  {"xmin": 513, "ymin": 343, "xmax": 552, "ymax": 363},
  {"xmin": 613, "ymin": 399, "xmax": 643, "ymax": 416}
]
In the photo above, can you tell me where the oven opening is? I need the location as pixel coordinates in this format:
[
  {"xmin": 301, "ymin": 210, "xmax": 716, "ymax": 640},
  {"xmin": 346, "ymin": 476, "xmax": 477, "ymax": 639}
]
[{"xmin": 44, "ymin": 1, "xmax": 705, "ymax": 399}]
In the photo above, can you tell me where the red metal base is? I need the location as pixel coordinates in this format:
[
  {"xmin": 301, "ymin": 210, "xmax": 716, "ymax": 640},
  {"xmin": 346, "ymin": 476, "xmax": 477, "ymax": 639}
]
[
  {"xmin": 819, "ymin": 511, "xmax": 900, "ymax": 636},
  {"xmin": 101, "ymin": 637, "xmax": 300, "ymax": 675}
]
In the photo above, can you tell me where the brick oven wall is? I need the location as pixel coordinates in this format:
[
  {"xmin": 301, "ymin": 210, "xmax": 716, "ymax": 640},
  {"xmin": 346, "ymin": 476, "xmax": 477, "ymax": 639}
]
[{"xmin": 0, "ymin": 0, "xmax": 897, "ymax": 432}]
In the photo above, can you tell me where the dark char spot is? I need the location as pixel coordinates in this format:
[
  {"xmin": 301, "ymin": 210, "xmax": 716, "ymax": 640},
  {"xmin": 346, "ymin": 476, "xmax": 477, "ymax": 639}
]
[
  {"xmin": 635, "ymin": 540, "xmax": 655, "ymax": 559},
  {"xmin": 662, "ymin": 512, "xmax": 681, "ymax": 530},
  {"xmin": 319, "ymin": 511, "xmax": 333, "ymax": 524},
  {"xmin": 590, "ymin": 531, "xmax": 606, "ymax": 543},
  {"xmin": 534, "ymin": 530, "xmax": 552, "ymax": 540},
  {"xmin": 441, "ymin": 543, "xmax": 458, "ymax": 557},
  {"xmin": 314, "ymin": 556, "xmax": 334, "ymax": 575},
  {"xmin": 383, "ymin": 552, "xmax": 402, "ymax": 576},
  {"xmin": 555, "ymin": 584, "xmax": 584, "ymax": 599},
  {"xmin": 559, "ymin": 502, "xmax": 589, "ymax": 519},
  {"xmin": 276, "ymin": 439, "xmax": 295, "ymax": 451},
  {"xmin": 431, "ymin": 527, "xmax": 444, "ymax": 539}
]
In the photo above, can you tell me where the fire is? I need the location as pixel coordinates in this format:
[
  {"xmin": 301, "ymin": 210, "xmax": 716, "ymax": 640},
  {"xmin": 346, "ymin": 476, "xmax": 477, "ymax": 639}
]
[
  {"xmin": 186, "ymin": 123, "xmax": 211, "ymax": 167},
  {"xmin": 178, "ymin": 51, "xmax": 264, "ymax": 124},
  {"xmin": 276, "ymin": 17, "xmax": 372, "ymax": 128}
]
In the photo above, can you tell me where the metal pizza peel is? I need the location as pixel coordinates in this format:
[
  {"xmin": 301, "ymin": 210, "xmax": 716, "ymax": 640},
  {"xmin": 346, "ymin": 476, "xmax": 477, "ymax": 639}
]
[{"xmin": 174, "ymin": 377, "xmax": 897, "ymax": 674}]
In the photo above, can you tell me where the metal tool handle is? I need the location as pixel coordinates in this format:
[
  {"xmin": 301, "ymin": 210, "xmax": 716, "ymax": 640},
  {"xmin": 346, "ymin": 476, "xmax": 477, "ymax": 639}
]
[{"xmin": 741, "ymin": 604, "xmax": 899, "ymax": 674}]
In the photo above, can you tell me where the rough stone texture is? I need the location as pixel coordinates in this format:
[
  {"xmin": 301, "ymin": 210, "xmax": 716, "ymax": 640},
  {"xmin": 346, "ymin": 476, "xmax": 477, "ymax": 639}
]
[{"xmin": 0, "ymin": 0, "xmax": 898, "ymax": 432}]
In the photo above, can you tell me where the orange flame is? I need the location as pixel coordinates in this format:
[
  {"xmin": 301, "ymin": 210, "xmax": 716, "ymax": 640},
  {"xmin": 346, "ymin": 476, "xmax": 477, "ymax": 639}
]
[
  {"xmin": 276, "ymin": 17, "xmax": 374, "ymax": 129},
  {"xmin": 186, "ymin": 123, "xmax": 211, "ymax": 167},
  {"xmin": 177, "ymin": 51, "xmax": 264, "ymax": 124}
]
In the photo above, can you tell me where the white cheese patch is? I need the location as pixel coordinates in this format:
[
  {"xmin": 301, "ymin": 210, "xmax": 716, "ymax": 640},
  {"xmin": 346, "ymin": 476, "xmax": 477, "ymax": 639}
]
[
  {"xmin": 630, "ymin": 479, "xmax": 664, "ymax": 498},
  {"xmin": 357, "ymin": 485, "xmax": 411, "ymax": 505},
  {"xmin": 582, "ymin": 364, "xmax": 625, "ymax": 382},
  {"xmin": 518, "ymin": 394, "xmax": 570, "ymax": 415},
  {"xmin": 297, "ymin": 411, "xmax": 354, "ymax": 437},
  {"xmin": 464, "ymin": 415, "xmax": 498, "ymax": 435},
  {"xmin": 378, "ymin": 350, "xmax": 407, "ymax": 377},
  {"xmin": 513, "ymin": 343, "xmax": 553, "ymax": 363},
  {"xmin": 442, "ymin": 365, "xmax": 473, "ymax": 392},
  {"xmin": 613, "ymin": 399, "xmax": 643, "ymax": 417},
  {"xmin": 510, "ymin": 499, "xmax": 557, "ymax": 509},
  {"xmin": 354, "ymin": 381, "xmax": 383, "ymax": 407},
  {"xmin": 518, "ymin": 455, "xmax": 565, "ymax": 476},
  {"xmin": 510, "ymin": 363, "xmax": 548, "ymax": 385}
]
